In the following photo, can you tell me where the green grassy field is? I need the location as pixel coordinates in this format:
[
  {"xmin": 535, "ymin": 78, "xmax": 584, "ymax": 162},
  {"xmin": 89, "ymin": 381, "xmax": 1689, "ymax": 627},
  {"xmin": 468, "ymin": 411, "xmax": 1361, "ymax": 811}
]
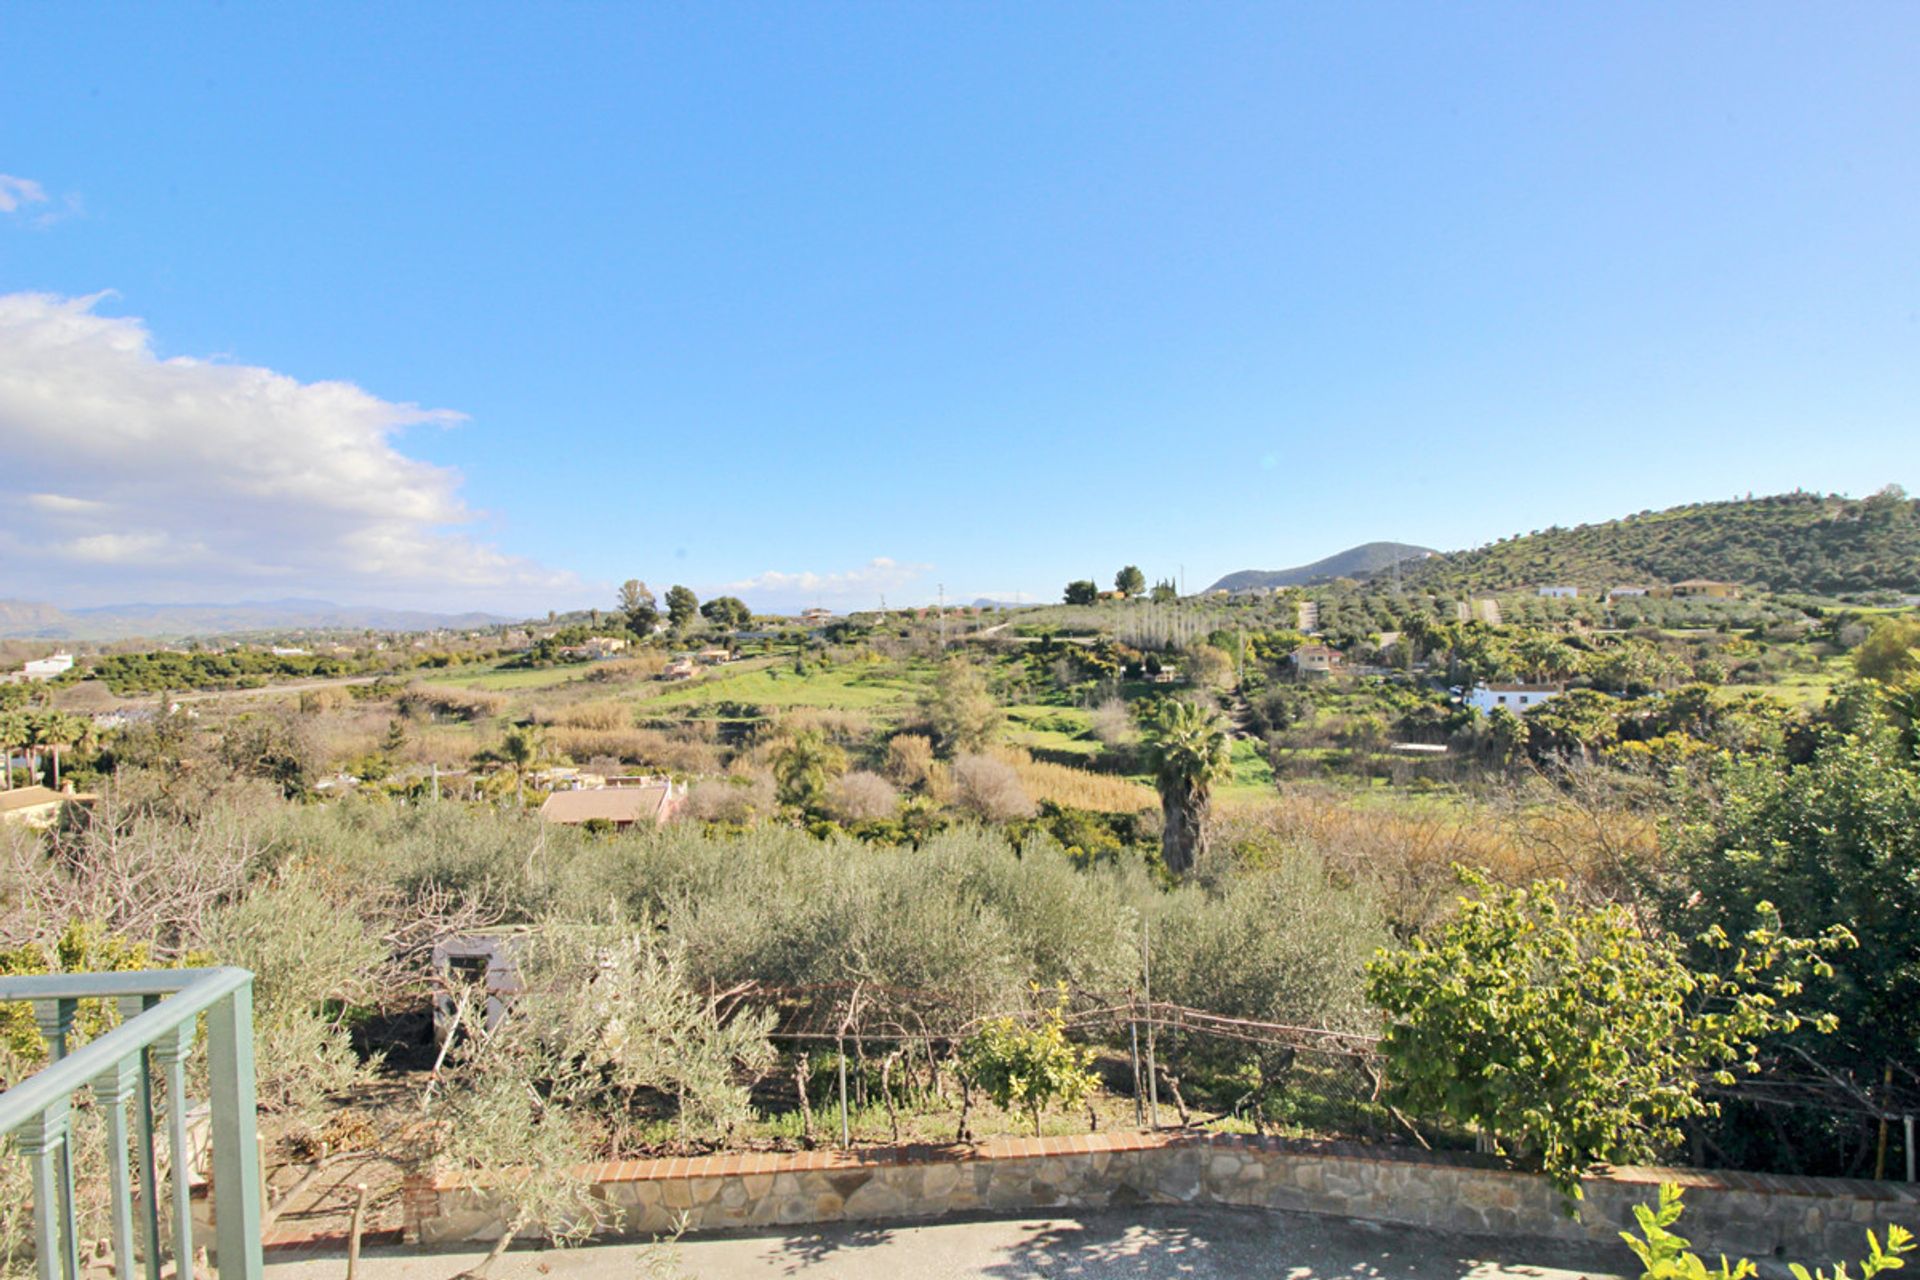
[
  {"xmin": 1003, "ymin": 705, "xmax": 1099, "ymax": 758},
  {"xmin": 644, "ymin": 660, "xmax": 927, "ymax": 712},
  {"xmin": 419, "ymin": 662, "xmax": 593, "ymax": 691},
  {"xmin": 1728, "ymin": 669, "xmax": 1838, "ymax": 709},
  {"xmin": 1216, "ymin": 736, "xmax": 1277, "ymax": 799}
]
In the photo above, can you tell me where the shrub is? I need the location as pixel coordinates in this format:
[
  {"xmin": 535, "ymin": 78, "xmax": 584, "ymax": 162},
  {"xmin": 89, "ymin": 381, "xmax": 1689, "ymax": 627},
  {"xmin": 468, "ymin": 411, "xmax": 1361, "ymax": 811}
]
[
  {"xmin": 951, "ymin": 754, "xmax": 1036, "ymax": 821},
  {"xmin": 884, "ymin": 733, "xmax": 935, "ymax": 786},
  {"xmin": 398, "ymin": 683, "xmax": 509, "ymax": 722},
  {"xmin": 828, "ymin": 771, "xmax": 900, "ymax": 823},
  {"xmin": 548, "ymin": 700, "xmax": 630, "ymax": 731},
  {"xmin": 206, "ymin": 867, "xmax": 385, "ymax": 1114},
  {"xmin": 686, "ymin": 774, "xmax": 776, "ymax": 825},
  {"xmin": 1089, "ymin": 698, "xmax": 1136, "ymax": 747},
  {"xmin": 1366, "ymin": 872, "xmax": 1848, "ymax": 1200},
  {"xmin": 1152, "ymin": 847, "xmax": 1387, "ymax": 1035}
]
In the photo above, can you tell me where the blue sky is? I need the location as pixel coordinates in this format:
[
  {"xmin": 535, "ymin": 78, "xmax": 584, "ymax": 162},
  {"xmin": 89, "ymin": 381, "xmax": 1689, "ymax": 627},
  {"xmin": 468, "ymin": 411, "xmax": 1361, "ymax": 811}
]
[{"xmin": 2, "ymin": 3, "xmax": 1916, "ymax": 614}]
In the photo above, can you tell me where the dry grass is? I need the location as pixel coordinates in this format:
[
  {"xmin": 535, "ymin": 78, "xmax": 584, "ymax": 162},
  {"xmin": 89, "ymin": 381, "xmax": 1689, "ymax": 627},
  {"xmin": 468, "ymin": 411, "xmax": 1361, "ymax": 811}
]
[
  {"xmin": 1213, "ymin": 775, "xmax": 1657, "ymax": 933},
  {"xmin": 988, "ymin": 745, "xmax": 1157, "ymax": 814},
  {"xmin": 543, "ymin": 699, "xmax": 631, "ymax": 731},
  {"xmin": 544, "ymin": 726, "xmax": 721, "ymax": 774}
]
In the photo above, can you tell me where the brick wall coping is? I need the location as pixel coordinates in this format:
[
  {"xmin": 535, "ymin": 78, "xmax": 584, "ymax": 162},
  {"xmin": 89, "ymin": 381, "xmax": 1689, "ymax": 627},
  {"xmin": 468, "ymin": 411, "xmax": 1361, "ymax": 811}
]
[{"xmin": 415, "ymin": 1129, "xmax": 1920, "ymax": 1204}]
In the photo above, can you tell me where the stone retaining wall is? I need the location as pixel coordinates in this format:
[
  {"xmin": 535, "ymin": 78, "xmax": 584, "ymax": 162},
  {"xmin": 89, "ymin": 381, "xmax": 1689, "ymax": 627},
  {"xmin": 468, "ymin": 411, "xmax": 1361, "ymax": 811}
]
[{"xmin": 404, "ymin": 1131, "xmax": 1920, "ymax": 1263}]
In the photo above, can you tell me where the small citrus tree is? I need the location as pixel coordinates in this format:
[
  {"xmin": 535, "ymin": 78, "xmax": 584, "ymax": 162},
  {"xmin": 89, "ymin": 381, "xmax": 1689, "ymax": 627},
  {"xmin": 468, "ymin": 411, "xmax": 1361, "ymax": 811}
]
[
  {"xmin": 1366, "ymin": 871, "xmax": 1849, "ymax": 1200},
  {"xmin": 959, "ymin": 987, "xmax": 1098, "ymax": 1136}
]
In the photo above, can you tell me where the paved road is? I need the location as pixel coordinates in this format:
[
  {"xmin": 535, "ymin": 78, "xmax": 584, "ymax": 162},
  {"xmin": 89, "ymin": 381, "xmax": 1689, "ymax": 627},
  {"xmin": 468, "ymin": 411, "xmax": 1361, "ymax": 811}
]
[{"xmin": 268, "ymin": 1206, "xmax": 1629, "ymax": 1280}]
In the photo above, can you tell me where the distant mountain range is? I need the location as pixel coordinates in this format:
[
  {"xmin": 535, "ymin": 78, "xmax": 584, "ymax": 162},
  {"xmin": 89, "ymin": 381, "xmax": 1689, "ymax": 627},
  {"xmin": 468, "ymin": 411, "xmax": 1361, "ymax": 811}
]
[
  {"xmin": 0, "ymin": 598, "xmax": 516, "ymax": 641},
  {"xmin": 1206, "ymin": 542, "xmax": 1436, "ymax": 594}
]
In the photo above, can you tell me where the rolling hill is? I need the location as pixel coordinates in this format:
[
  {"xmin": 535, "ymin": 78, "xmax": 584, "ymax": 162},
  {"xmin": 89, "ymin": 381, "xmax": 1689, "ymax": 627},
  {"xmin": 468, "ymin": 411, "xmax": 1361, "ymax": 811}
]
[
  {"xmin": 1407, "ymin": 489, "xmax": 1920, "ymax": 596},
  {"xmin": 1207, "ymin": 542, "xmax": 1436, "ymax": 594}
]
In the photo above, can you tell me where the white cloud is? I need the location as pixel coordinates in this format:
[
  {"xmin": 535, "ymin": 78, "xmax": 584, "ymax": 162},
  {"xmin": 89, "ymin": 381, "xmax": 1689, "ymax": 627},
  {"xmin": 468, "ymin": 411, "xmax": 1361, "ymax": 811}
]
[
  {"xmin": 724, "ymin": 557, "xmax": 932, "ymax": 610},
  {"xmin": 0, "ymin": 175, "xmax": 47, "ymax": 214},
  {"xmin": 0, "ymin": 292, "xmax": 577, "ymax": 609}
]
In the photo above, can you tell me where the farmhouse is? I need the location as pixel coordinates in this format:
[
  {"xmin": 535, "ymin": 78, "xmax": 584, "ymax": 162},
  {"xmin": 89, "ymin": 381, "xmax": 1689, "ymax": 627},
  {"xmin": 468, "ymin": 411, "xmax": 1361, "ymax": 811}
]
[
  {"xmin": 1289, "ymin": 644, "xmax": 1343, "ymax": 676},
  {"xmin": 19, "ymin": 653, "xmax": 75, "ymax": 682},
  {"xmin": 1466, "ymin": 682, "xmax": 1563, "ymax": 714},
  {"xmin": 1608, "ymin": 585, "xmax": 1652, "ymax": 599},
  {"xmin": 539, "ymin": 780, "xmax": 686, "ymax": 828},
  {"xmin": 1536, "ymin": 586, "xmax": 1578, "ymax": 598}
]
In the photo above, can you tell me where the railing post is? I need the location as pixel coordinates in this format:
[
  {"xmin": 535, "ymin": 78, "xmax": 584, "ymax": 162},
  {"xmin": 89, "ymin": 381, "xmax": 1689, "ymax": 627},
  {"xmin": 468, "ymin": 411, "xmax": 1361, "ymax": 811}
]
[
  {"xmin": 92, "ymin": 1060, "xmax": 140, "ymax": 1280},
  {"xmin": 204, "ymin": 983, "xmax": 262, "ymax": 1280},
  {"xmin": 30, "ymin": 1000, "xmax": 81, "ymax": 1280},
  {"xmin": 152, "ymin": 1023, "xmax": 198, "ymax": 1280},
  {"xmin": 17, "ymin": 1101, "xmax": 72, "ymax": 1280},
  {"xmin": 118, "ymin": 995, "xmax": 164, "ymax": 1280}
]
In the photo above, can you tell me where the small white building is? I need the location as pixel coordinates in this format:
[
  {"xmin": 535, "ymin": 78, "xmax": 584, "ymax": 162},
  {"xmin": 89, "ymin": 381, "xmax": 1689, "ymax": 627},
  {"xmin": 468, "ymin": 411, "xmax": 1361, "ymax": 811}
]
[
  {"xmin": 1608, "ymin": 586, "xmax": 1651, "ymax": 600},
  {"xmin": 21, "ymin": 653, "xmax": 75, "ymax": 681},
  {"xmin": 1467, "ymin": 682, "xmax": 1564, "ymax": 715},
  {"xmin": 1537, "ymin": 586, "xmax": 1578, "ymax": 599},
  {"xmin": 430, "ymin": 927, "xmax": 534, "ymax": 1046}
]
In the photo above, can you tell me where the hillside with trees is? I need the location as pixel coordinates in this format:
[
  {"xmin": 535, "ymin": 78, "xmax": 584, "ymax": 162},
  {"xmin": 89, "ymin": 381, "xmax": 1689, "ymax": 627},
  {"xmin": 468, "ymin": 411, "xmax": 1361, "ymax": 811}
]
[
  {"xmin": 1207, "ymin": 541, "xmax": 1436, "ymax": 594},
  {"xmin": 1407, "ymin": 488, "xmax": 1920, "ymax": 596}
]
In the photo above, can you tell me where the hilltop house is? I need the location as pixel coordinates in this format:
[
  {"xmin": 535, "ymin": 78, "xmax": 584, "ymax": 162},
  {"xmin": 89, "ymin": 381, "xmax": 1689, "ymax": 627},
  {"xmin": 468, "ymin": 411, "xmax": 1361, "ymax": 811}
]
[
  {"xmin": 539, "ymin": 780, "xmax": 686, "ymax": 829},
  {"xmin": 800, "ymin": 608, "xmax": 835, "ymax": 624},
  {"xmin": 1466, "ymin": 682, "xmax": 1564, "ymax": 715},
  {"xmin": 1537, "ymin": 586, "xmax": 1578, "ymax": 598}
]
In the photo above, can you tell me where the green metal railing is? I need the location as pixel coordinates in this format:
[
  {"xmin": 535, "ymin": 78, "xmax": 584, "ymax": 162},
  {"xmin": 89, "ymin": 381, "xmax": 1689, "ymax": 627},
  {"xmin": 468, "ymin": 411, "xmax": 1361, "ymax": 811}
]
[{"xmin": 0, "ymin": 968, "xmax": 262, "ymax": 1280}]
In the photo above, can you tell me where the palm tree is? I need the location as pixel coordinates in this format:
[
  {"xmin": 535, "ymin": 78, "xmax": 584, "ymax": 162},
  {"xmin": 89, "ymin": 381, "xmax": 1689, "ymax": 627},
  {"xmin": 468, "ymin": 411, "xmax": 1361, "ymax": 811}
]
[
  {"xmin": 0, "ymin": 710, "xmax": 26, "ymax": 791},
  {"xmin": 43, "ymin": 712, "xmax": 95, "ymax": 791},
  {"xmin": 499, "ymin": 724, "xmax": 542, "ymax": 808},
  {"xmin": 1142, "ymin": 699, "xmax": 1232, "ymax": 876}
]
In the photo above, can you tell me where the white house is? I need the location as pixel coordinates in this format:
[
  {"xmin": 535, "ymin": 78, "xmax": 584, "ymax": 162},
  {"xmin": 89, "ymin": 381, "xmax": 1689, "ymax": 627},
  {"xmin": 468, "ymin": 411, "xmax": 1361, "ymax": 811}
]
[
  {"xmin": 1466, "ymin": 682, "xmax": 1564, "ymax": 715},
  {"xmin": 1537, "ymin": 586, "xmax": 1578, "ymax": 599},
  {"xmin": 21, "ymin": 654, "xmax": 75, "ymax": 681}
]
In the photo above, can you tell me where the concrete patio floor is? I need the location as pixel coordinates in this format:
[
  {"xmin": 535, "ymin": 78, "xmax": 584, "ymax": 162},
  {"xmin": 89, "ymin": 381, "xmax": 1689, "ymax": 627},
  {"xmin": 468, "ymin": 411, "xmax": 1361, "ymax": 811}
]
[{"xmin": 266, "ymin": 1204, "xmax": 1633, "ymax": 1280}]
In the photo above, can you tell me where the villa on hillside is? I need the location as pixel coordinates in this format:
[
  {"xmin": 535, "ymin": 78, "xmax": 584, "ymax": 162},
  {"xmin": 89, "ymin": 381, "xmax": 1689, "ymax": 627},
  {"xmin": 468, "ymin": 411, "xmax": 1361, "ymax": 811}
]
[
  {"xmin": 1289, "ymin": 643, "xmax": 1343, "ymax": 677},
  {"xmin": 1537, "ymin": 585, "xmax": 1578, "ymax": 598},
  {"xmin": 1465, "ymin": 682, "xmax": 1563, "ymax": 715}
]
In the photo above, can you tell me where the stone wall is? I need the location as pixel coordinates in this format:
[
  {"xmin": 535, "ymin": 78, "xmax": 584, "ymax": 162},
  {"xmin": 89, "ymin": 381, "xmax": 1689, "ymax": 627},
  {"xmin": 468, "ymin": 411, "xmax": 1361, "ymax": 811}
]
[{"xmin": 405, "ymin": 1131, "xmax": 1920, "ymax": 1263}]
